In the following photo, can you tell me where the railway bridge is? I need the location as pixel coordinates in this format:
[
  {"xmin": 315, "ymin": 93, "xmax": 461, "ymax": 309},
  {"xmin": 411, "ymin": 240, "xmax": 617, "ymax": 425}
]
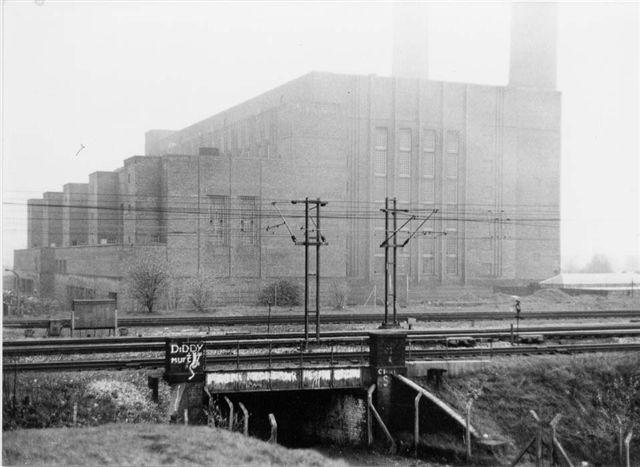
[{"xmin": 168, "ymin": 330, "xmax": 484, "ymax": 451}]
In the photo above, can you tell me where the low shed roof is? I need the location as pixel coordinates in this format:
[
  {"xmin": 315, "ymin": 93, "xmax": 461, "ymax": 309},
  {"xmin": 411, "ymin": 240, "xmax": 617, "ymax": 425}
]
[{"xmin": 540, "ymin": 273, "xmax": 640, "ymax": 291}]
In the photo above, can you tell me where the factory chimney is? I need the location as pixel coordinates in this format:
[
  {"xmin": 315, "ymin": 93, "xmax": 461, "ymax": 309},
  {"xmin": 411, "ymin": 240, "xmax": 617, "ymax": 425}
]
[
  {"xmin": 509, "ymin": 2, "xmax": 558, "ymax": 89},
  {"xmin": 392, "ymin": 2, "xmax": 429, "ymax": 79}
]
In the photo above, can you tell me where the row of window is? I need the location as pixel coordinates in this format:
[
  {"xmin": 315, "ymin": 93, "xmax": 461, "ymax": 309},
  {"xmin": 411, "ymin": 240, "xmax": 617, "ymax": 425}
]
[
  {"xmin": 374, "ymin": 128, "xmax": 460, "ymax": 204},
  {"xmin": 374, "ymin": 128, "xmax": 460, "ymax": 176}
]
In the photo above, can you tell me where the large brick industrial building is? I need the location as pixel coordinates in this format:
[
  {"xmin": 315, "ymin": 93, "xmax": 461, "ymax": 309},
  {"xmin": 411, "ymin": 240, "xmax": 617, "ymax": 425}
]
[{"xmin": 14, "ymin": 4, "xmax": 561, "ymax": 309}]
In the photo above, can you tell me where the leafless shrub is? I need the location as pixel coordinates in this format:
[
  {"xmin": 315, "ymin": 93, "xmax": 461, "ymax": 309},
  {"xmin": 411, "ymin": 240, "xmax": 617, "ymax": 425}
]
[
  {"xmin": 331, "ymin": 280, "xmax": 349, "ymax": 310},
  {"xmin": 185, "ymin": 273, "xmax": 218, "ymax": 313},
  {"xmin": 165, "ymin": 276, "xmax": 184, "ymax": 312}
]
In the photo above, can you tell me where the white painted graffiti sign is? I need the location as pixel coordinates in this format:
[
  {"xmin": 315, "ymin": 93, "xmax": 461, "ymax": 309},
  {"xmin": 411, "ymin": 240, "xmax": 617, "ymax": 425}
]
[{"xmin": 165, "ymin": 339, "xmax": 206, "ymax": 383}]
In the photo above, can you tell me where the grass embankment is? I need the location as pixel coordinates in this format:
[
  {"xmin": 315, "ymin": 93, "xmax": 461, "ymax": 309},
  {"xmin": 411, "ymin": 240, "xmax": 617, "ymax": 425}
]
[
  {"xmin": 433, "ymin": 352, "xmax": 640, "ymax": 465},
  {"xmin": 2, "ymin": 423, "xmax": 347, "ymax": 466},
  {"xmin": 2, "ymin": 370, "xmax": 170, "ymax": 430}
]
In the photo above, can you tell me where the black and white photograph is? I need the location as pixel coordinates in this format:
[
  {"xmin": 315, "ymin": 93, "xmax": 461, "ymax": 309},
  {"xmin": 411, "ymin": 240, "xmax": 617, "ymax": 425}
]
[{"xmin": 1, "ymin": 1, "xmax": 638, "ymax": 465}]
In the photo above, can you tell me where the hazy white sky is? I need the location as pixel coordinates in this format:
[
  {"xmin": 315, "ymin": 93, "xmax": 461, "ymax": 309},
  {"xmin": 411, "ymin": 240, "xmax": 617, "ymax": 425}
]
[{"xmin": 1, "ymin": 1, "xmax": 638, "ymax": 271}]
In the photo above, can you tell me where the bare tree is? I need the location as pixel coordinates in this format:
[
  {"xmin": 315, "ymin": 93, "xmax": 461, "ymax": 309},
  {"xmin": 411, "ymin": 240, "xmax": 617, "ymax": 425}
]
[
  {"xmin": 126, "ymin": 256, "xmax": 169, "ymax": 313},
  {"xmin": 185, "ymin": 273, "xmax": 218, "ymax": 313},
  {"xmin": 165, "ymin": 275, "xmax": 184, "ymax": 312}
]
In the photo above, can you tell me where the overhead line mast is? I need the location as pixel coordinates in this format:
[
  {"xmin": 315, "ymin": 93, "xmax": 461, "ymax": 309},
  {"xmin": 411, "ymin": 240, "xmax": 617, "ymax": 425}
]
[
  {"xmin": 379, "ymin": 197, "xmax": 440, "ymax": 328},
  {"xmin": 267, "ymin": 198, "xmax": 328, "ymax": 347}
]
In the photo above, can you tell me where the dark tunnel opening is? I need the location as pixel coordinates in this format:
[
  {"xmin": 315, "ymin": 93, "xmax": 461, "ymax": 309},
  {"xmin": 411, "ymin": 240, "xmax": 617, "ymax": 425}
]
[{"xmin": 205, "ymin": 388, "xmax": 368, "ymax": 448}]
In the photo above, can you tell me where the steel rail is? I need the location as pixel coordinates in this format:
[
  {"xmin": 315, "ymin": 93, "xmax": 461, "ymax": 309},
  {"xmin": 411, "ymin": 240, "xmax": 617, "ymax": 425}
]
[
  {"xmin": 4, "ymin": 321, "xmax": 637, "ymax": 346},
  {"xmin": 4, "ymin": 309, "xmax": 639, "ymax": 329},
  {"xmin": 5, "ymin": 342, "xmax": 640, "ymax": 372},
  {"xmin": 4, "ymin": 324, "xmax": 640, "ymax": 356}
]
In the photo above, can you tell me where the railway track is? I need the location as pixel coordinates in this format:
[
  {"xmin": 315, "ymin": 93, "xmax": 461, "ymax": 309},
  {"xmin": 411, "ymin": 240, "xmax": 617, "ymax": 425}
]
[
  {"xmin": 4, "ymin": 341, "xmax": 640, "ymax": 372},
  {"xmin": 4, "ymin": 324, "xmax": 640, "ymax": 356},
  {"xmin": 3, "ymin": 309, "xmax": 639, "ymax": 329}
]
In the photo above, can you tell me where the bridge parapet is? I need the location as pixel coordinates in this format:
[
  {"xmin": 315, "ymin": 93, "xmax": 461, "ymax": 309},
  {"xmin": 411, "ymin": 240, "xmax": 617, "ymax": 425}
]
[{"xmin": 206, "ymin": 365, "xmax": 370, "ymax": 393}]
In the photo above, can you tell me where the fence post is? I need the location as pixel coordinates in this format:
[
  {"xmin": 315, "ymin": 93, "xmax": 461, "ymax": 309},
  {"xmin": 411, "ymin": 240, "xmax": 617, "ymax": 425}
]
[
  {"xmin": 549, "ymin": 413, "xmax": 561, "ymax": 465},
  {"xmin": 466, "ymin": 399, "xmax": 474, "ymax": 461},
  {"xmin": 617, "ymin": 415, "xmax": 624, "ymax": 466},
  {"xmin": 73, "ymin": 402, "xmax": 78, "ymax": 426},
  {"xmin": 529, "ymin": 410, "xmax": 541, "ymax": 467},
  {"xmin": 183, "ymin": 408, "xmax": 188, "ymax": 426},
  {"xmin": 625, "ymin": 430, "xmax": 633, "ymax": 467},
  {"xmin": 414, "ymin": 393, "xmax": 422, "ymax": 458},
  {"xmin": 238, "ymin": 402, "xmax": 249, "ymax": 436},
  {"xmin": 224, "ymin": 396, "xmax": 234, "ymax": 430},
  {"xmin": 367, "ymin": 384, "xmax": 374, "ymax": 446},
  {"xmin": 268, "ymin": 413, "xmax": 277, "ymax": 443}
]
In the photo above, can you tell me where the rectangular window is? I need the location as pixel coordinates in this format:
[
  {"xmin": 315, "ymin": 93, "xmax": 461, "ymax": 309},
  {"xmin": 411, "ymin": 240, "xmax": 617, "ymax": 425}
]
[
  {"xmin": 397, "ymin": 178, "xmax": 410, "ymax": 203},
  {"xmin": 208, "ymin": 195, "xmax": 230, "ymax": 246},
  {"xmin": 423, "ymin": 151, "xmax": 435, "ymax": 178},
  {"xmin": 446, "ymin": 225, "xmax": 458, "ymax": 254},
  {"xmin": 421, "ymin": 217, "xmax": 436, "ymax": 276},
  {"xmin": 423, "ymin": 179, "xmax": 435, "ymax": 204},
  {"xmin": 445, "ymin": 154, "xmax": 458, "ymax": 178},
  {"xmin": 374, "ymin": 127, "xmax": 388, "ymax": 175},
  {"xmin": 398, "ymin": 129, "xmax": 411, "ymax": 177},
  {"xmin": 398, "ymin": 153, "xmax": 410, "ymax": 177},
  {"xmin": 239, "ymin": 196, "xmax": 258, "ymax": 246},
  {"xmin": 446, "ymin": 223, "xmax": 458, "ymax": 274},
  {"xmin": 374, "ymin": 177, "xmax": 387, "ymax": 202},
  {"xmin": 446, "ymin": 255, "xmax": 458, "ymax": 275},
  {"xmin": 422, "ymin": 254, "xmax": 435, "ymax": 276},
  {"xmin": 398, "ymin": 129, "xmax": 412, "ymax": 152},
  {"xmin": 423, "ymin": 129, "xmax": 437, "ymax": 152},
  {"xmin": 445, "ymin": 181, "xmax": 457, "ymax": 204},
  {"xmin": 446, "ymin": 130, "xmax": 459, "ymax": 153}
]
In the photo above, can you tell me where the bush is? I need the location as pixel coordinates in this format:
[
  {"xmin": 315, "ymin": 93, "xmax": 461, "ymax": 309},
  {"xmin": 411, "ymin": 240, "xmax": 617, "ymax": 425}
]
[
  {"xmin": 331, "ymin": 280, "xmax": 349, "ymax": 310},
  {"xmin": 185, "ymin": 274, "xmax": 218, "ymax": 313},
  {"xmin": 258, "ymin": 280, "xmax": 301, "ymax": 306},
  {"xmin": 2, "ymin": 292, "xmax": 60, "ymax": 316},
  {"xmin": 3, "ymin": 372, "xmax": 169, "ymax": 431}
]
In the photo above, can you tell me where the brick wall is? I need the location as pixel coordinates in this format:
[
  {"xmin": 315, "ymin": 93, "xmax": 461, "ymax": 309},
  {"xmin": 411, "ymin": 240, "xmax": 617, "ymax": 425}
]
[
  {"xmin": 88, "ymin": 171, "xmax": 120, "ymax": 245},
  {"xmin": 62, "ymin": 183, "xmax": 89, "ymax": 246},
  {"xmin": 27, "ymin": 199, "xmax": 44, "ymax": 248},
  {"xmin": 43, "ymin": 192, "xmax": 63, "ymax": 248}
]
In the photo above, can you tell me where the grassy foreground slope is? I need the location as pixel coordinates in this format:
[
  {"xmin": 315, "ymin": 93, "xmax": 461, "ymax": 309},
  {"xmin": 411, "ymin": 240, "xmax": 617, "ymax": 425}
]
[
  {"xmin": 433, "ymin": 352, "xmax": 640, "ymax": 465},
  {"xmin": 2, "ymin": 423, "xmax": 348, "ymax": 466}
]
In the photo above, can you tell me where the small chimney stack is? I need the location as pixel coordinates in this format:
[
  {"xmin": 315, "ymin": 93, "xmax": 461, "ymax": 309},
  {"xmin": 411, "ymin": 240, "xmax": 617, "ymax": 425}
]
[
  {"xmin": 392, "ymin": 2, "xmax": 429, "ymax": 80},
  {"xmin": 509, "ymin": 2, "xmax": 558, "ymax": 89}
]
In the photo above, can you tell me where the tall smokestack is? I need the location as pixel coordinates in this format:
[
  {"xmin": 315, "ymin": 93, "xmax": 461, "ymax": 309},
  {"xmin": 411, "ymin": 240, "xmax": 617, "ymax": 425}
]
[
  {"xmin": 509, "ymin": 2, "xmax": 558, "ymax": 89},
  {"xmin": 392, "ymin": 2, "xmax": 429, "ymax": 79}
]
